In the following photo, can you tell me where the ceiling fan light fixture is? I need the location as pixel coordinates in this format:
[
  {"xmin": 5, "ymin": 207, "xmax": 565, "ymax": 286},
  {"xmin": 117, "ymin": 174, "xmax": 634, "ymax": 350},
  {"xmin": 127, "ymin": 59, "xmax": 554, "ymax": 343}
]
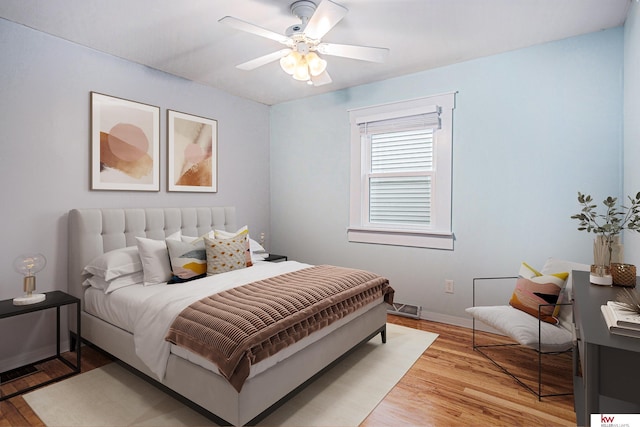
[
  {"xmin": 292, "ymin": 57, "xmax": 310, "ymax": 81},
  {"xmin": 280, "ymin": 51, "xmax": 301, "ymax": 75},
  {"xmin": 306, "ymin": 52, "xmax": 327, "ymax": 76},
  {"xmin": 222, "ymin": 0, "xmax": 386, "ymax": 88}
]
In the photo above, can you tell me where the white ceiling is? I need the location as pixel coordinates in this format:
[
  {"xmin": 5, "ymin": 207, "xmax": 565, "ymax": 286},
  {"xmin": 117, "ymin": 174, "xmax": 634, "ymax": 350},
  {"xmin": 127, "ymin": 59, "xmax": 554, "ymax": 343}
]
[{"xmin": 0, "ymin": 0, "xmax": 632, "ymax": 105}]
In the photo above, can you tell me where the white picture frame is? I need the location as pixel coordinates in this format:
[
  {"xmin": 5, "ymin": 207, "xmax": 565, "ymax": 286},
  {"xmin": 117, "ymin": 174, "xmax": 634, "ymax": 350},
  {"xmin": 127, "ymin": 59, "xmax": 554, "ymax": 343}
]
[
  {"xmin": 167, "ymin": 110, "xmax": 218, "ymax": 193},
  {"xmin": 90, "ymin": 92, "xmax": 160, "ymax": 191}
]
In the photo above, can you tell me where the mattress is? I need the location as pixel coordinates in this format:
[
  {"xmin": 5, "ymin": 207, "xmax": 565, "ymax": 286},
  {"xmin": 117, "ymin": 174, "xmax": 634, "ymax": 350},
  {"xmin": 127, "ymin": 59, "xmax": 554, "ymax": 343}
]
[{"xmin": 83, "ymin": 260, "xmax": 383, "ymax": 379}]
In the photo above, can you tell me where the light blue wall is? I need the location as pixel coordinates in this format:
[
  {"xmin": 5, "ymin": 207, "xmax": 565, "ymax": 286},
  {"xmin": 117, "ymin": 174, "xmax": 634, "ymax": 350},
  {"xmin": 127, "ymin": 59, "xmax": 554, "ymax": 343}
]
[
  {"xmin": 624, "ymin": 3, "xmax": 640, "ymax": 264},
  {"xmin": 0, "ymin": 18, "xmax": 271, "ymax": 371},
  {"xmin": 270, "ymin": 28, "xmax": 624, "ymax": 325}
]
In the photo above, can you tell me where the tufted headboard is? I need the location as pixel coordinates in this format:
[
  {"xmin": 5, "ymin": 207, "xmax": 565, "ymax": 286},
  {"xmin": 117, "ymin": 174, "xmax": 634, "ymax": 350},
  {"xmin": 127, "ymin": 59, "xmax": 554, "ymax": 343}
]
[{"xmin": 67, "ymin": 207, "xmax": 237, "ymax": 311}]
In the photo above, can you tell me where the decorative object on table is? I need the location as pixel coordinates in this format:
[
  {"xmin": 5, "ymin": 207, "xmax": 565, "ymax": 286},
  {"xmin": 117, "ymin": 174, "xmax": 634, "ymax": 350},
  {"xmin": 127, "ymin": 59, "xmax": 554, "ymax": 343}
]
[
  {"xmin": 12, "ymin": 253, "xmax": 47, "ymax": 305},
  {"xmin": 590, "ymin": 263, "xmax": 612, "ymax": 286},
  {"xmin": 600, "ymin": 289, "xmax": 640, "ymax": 337},
  {"xmin": 90, "ymin": 92, "xmax": 160, "ymax": 191},
  {"xmin": 611, "ymin": 263, "xmax": 637, "ymax": 287},
  {"xmin": 600, "ymin": 304, "xmax": 640, "ymax": 338},
  {"xmin": 616, "ymin": 287, "xmax": 640, "ymax": 315},
  {"xmin": 571, "ymin": 192, "xmax": 640, "ymax": 285},
  {"xmin": 167, "ymin": 110, "xmax": 217, "ymax": 193}
]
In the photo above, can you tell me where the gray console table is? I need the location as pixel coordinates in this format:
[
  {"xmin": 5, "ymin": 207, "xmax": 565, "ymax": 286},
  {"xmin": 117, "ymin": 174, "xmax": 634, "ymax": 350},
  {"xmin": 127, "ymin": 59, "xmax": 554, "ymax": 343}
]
[{"xmin": 572, "ymin": 270, "xmax": 640, "ymax": 426}]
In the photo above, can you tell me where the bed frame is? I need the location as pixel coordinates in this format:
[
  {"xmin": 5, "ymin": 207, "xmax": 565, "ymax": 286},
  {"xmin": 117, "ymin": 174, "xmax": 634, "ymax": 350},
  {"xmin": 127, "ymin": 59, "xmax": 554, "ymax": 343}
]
[{"xmin": 67, "ymin": 207, "xmax": 388, "ymax": 426}]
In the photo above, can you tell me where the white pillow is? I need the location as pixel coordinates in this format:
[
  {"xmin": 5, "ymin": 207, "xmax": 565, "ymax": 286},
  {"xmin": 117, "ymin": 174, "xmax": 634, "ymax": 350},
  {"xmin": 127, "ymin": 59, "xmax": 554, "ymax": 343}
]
[
  {"xmin": 249, "ymin": 238, "xmax": 265, "ymax": 254},
  {"xmin": 181, "ymin": 231, "xmax": 214, "ymax": 244},
  {"xmin": 83, "ymin": 271, "xmax": 144, "ymax": 294},
  {"xmin": 465, "ymin": 305, "xmax": 573, "ymax": 352},
  {"xmin": 136, "ymin": 231, "xmax": 181, "ymax": 286},
  {"xmin": 82, "ymin": 246, "xmax": 142, "ymax": 281}
]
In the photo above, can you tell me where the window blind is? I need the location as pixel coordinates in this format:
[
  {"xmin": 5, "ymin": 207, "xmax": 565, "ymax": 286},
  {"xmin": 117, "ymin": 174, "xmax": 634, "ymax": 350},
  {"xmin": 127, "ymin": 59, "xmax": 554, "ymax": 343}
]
[
  {"xmin": 370, "ymin": 130, "xmax": 433, "ymax": 173},
  {"xmin": 369, "ymin": 176, "xmax": 432, "ymax": 224},
  {"xmin": 358, "ymin": 111, "xmax": 440, "ymax": 135},
  {"xmin": 361, "ymin": 118, "xmax": 439, "ymax": 227}
]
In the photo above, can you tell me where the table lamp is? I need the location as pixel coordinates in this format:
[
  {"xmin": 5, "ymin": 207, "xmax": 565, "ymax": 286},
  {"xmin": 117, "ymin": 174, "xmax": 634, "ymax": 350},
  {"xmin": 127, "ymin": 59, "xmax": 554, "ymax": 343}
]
[{"xmin": 13, "ymin": 253, "xmax": 47, "ymax": 305}]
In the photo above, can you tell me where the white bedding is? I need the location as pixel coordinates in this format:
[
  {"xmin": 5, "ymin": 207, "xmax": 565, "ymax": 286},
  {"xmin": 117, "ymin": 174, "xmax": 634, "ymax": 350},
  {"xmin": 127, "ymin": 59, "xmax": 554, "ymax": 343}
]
[{"xmin": 84, "ymin": 260, "xmax": 382, "ymax": 381}]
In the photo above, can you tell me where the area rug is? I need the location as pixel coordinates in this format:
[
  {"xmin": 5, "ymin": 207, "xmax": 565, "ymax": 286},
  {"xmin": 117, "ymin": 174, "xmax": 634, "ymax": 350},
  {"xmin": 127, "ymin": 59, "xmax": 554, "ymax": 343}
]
[{"xmin": 23, "ymin": 323, "xmax": 437, "ymax": 427}]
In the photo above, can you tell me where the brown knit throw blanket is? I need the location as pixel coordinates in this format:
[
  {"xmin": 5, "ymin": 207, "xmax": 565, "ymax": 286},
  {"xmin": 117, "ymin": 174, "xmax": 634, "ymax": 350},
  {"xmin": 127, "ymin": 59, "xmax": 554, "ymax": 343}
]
[{"xmin": 165, "ymin": 265, "xmax": 394, "ymax": 391}]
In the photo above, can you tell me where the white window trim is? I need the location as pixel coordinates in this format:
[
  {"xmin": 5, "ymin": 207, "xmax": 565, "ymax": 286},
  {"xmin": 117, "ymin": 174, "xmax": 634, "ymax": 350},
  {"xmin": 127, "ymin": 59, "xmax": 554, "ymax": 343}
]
[{"xmin": 348, "ymin": 92, "xmax": 456, "ymax": 250}]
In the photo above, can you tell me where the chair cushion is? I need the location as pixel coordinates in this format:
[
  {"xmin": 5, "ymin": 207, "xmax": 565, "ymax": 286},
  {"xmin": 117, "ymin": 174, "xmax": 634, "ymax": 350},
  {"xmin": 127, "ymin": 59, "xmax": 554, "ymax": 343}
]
[
  {"xmin": 509, "ymin": 262, "xmax": 568, "ymax": 325},
  {"xmin": 465, "ymin": 305, "xmax": 573, "ymax": 352}
]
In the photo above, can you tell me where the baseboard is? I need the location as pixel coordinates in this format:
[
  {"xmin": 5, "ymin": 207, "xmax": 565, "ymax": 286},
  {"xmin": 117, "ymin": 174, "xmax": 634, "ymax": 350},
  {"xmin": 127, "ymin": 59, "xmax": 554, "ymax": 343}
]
[
  {"xmin": 406, "ymin": 310, "xmax": 506, "ymax": 337},
  {"xmin": 416, "ymin": 311, "xmax": 472, "ymax": 328},
  {"xmin": 0, "ymin": 340, "xmax": 72, "ymax": 373}
]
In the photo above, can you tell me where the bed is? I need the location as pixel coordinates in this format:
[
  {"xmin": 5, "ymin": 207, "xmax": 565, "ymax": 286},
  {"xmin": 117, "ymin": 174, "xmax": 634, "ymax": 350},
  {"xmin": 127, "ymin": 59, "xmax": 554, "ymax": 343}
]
[{"xmin": 67, "ymin": 207, "xmax": 391, "ymax": 426}]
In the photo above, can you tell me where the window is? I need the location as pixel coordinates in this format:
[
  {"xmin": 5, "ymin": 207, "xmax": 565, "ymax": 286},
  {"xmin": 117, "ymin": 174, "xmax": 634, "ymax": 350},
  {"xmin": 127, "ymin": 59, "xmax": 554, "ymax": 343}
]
[{"xmin": 348, "ymin": 92, "xmax": 455, "ymax": 249}]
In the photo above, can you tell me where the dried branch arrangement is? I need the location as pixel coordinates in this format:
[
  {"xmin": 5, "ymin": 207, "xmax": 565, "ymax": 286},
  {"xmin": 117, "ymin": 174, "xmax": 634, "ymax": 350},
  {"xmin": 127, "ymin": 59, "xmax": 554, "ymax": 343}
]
[{"xmin": 616, "ymin": 287, "xmax": 640, "ymax": 315}]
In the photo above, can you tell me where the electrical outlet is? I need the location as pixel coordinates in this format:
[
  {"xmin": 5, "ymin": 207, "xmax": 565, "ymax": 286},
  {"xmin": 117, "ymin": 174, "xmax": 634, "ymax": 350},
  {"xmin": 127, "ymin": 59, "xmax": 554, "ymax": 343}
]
[{"xmin": 445, "ymin": 279, "xmax": 454, "ymax": 294}]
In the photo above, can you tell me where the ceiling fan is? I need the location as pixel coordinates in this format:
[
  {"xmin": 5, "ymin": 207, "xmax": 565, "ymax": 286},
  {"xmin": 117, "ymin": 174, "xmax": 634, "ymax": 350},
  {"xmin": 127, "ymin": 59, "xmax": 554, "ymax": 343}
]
[{"xmin": 219, "ymin": 0, "xmax": 389, "ymax": 86}]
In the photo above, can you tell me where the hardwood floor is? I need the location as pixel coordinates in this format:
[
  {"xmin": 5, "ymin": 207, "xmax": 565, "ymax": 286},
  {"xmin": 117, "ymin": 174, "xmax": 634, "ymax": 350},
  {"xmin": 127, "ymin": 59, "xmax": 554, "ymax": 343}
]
[
  {"xmin": 363, "ymin": 315, "xmax": 576, "ymax": 426},
  {"xmin": 0, "ymin": 315, "xmax": 577, "ymax": 426}
]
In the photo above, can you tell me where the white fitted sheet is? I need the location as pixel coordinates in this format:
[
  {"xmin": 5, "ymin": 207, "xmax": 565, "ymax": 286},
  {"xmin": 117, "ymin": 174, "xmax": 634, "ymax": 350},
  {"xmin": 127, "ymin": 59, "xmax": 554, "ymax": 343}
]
[{"xmin": 83, "ymin": 261, "xmax": 382, "ymax": 379}]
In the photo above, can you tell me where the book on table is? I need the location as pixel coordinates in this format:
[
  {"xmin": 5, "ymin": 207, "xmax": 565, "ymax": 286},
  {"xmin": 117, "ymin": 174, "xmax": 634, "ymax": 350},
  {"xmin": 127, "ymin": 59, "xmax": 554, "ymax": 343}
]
[
  {"xmin": 601, "ymin": 304, "xmax": 640, "ymax": 338},
  {"xmin": 606, "ymin": 301, "xmax": 640, "ymax": 330}
]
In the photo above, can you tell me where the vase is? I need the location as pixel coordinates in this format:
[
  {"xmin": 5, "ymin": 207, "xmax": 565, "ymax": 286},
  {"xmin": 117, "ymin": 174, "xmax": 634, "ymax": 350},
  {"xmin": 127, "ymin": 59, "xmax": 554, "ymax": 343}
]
[
  {"xmin": 610, "ymin": 263, "xmax": 637, "ymax": 287},
  {"xmin": 591, "ymin": 236, "xmax": 613, "ymax": 285},
  {"xmin": 590, "ymin": 264, "xmax": 612, "ymax": 286},
  {"xmin": 610, "ymin": 236, "xmax": 624, "ymax": 264}
]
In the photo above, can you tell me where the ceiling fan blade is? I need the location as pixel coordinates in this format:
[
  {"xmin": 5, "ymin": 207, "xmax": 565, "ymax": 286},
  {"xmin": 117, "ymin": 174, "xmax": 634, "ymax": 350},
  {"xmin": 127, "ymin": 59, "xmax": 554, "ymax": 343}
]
[
  {"xmin": 317, "ymin": 43, "xmax": 389, "ymax": 63},
  {"xmin": 236, "ymin": 49, "xmax": 292, "ymax": 71},
  {"xmin": 311, "ymin": 70, "xmax": 332, "ymax": 86},
  {"xmin": 219, "ymin": 16, "xmax": 289, "ymax": 44},
  {"xmin": 304, "ymin": 0, "xmax": 348, "ymax": 40}
]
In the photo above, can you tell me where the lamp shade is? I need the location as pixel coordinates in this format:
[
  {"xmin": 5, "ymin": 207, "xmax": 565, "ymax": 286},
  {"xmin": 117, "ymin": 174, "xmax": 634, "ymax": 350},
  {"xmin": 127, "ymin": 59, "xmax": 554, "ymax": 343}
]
[
  {"xmin": 292, "ymin": 56, "xmax": 310, "ymax": 81},
  {"xmin": 306, "ymin": 52, "xmax": 327, "ymax": 76},
  {"xmin": 280, "ymin": 51, "xmax": 301, "ymax": 75},
  {"xmin": 280, "ymin": 49, "xmax": 328, "ymax": 84},
  {"xmin": 13, "ymin": 253, "xmax": 46, "ymax": 276},
  {"xmin": 13, "ymin": 253, "xmax": 47, "ymax": 305}
]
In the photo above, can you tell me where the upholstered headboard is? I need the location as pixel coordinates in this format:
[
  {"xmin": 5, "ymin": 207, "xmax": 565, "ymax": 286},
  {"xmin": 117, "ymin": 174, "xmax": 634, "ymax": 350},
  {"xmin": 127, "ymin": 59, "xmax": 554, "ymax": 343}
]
[{"xmin": 67, "ymin": 207, "xmax": 237, "ymax": 309}]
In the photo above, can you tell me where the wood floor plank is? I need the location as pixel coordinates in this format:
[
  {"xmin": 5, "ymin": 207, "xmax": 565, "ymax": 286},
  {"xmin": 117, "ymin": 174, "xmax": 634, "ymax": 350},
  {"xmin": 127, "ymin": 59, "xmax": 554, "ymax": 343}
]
[
  {"xmin": 362, "ymin": 315, "xmax": 576, "ymax": 426},
  {"xmin": 0, "ymin": 315, "xmax": 576, "ymax": 426}
]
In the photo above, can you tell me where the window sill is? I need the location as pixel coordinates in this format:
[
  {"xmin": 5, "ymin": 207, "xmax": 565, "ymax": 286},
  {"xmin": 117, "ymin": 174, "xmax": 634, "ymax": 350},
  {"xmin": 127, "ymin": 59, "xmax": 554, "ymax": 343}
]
[{"xmin": 347, "ymin": 227, "xmax": 454, "ymax": 250}]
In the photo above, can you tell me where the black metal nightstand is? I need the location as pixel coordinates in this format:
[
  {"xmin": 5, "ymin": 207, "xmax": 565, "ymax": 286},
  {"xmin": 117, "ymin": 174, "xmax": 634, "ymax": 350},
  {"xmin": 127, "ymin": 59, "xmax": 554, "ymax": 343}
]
[
  {"xmin": 263, "ymin": 254, "xmax": 288, "ymax": 262},
  {"xmin": 0, "ymin": 290, "xmax": 81, "ymax": 401}
]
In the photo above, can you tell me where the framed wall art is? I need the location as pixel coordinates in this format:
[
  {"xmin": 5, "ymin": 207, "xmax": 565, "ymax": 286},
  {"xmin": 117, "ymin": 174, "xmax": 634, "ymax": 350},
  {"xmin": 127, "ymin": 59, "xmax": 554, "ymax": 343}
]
[
  {"xmin": 167, "ymin": 110, "xmax": 218, "ymax": 192},
  {"xmin": 90, "ymin": 92, "xmax": 160, "ymax": 191}
]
